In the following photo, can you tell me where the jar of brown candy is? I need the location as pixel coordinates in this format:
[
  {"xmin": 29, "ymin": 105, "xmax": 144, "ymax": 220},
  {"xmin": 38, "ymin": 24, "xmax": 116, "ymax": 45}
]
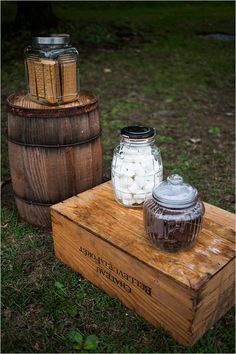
[{"xmin": 143, "ymin": 174, "xmax": 205, "ymax": 252}]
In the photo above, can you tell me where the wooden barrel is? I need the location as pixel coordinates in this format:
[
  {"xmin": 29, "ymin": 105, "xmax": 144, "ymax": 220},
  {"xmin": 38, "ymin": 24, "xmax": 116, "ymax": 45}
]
[{"xmin": 7, "ymin": 90, "xmax": 103, "ymax": 228}]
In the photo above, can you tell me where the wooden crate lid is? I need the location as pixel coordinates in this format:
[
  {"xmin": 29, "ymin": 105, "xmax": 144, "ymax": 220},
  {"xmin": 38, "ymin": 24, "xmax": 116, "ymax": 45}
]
[{"xmin": 51, "ymin": 182, "xmax": 235, "ymax": 291}]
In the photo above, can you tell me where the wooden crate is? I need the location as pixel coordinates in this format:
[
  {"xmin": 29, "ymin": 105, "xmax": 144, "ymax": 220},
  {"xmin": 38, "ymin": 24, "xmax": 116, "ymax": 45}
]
[{"xmin": 51, "ymin": 182, "xmax": 235, "ymax": 346}]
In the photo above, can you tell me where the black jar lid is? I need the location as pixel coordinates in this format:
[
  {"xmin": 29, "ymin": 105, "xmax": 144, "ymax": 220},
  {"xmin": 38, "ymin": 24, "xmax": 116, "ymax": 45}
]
[
  {"xmin": 120, "ymin": 126, "xmax": 155, "ymax": 139},
  {"xmin": 32, "ymin": 34, "xmax": 70, "ymax": 46},
  {"xmin": 153, "ymin": 174, "xmax": 198, "ymax": 209}
]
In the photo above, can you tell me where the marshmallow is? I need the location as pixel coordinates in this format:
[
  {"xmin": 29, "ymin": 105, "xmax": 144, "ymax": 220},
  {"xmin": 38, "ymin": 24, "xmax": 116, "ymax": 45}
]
[
  {"xmin": 121, "ymin": 192, "xmax": 133, "ymax": 200},
  {"xmin": 143, "ymin": 181, "xmax": 155, "ymax": 193},
  {"xmin": 145, "ymin": 175, "xmax": 155, "ymax": 184},
  {"xmin": 112, "ymin": 175, "xmax": 121, "ymax": 190},
  {"xmin": 134, "ymin": 198, "xmax": 144, "ymax": 205},
  {"xmin": 134, "ymin": 176, "xmax": 146, "ymax": 189},
  {"xmin": 122, "ymin": 199, "xmax": 135, "ymax": 207},
  {"xmin": 119, "ymin": 176, "xmax": 133, "ymax": 190},
  {"xmin": 120, "ymin": 163, "xmax": 135, "ymax": 177},
  {"xmin": 133, "ymin": 163, "xmax": 145, "ymax": 176},
  {"xmin": 141, "ymin": 156, "xmax": 153, "ymax": 168},
  {"xmin": 128, "ymin": 182, "xmax": 140, "ymax": 194},
  {"xmin": 133, "ymin": 193, "xmax": 145, "ymax": 205}
]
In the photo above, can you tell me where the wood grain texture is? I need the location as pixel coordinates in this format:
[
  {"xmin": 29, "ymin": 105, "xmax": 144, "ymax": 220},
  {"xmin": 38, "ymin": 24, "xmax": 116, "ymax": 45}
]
[
  {"xmin": 51, "ymin": 181, "xmax": 235, "ymax": 346},
  {"xmin": 7, "ymin": 90, "xmax": 96, "ymax": 111},
  {"xmin": 52, "ymin": 182, "xmax": 235, "ymax": 290},
  {"xmin": 8, "ymin": 109, "xmax": 101, "ymax": 146},
  {"xmin": 204, "ymin": 202, "xmax": 235, "ymax": 231},
  {"xmin": 7, "ymin": 92, "xmax": 103, "ymax": 228},
  {"xmin": 15, "ymin": 197, "xmax": 50, "ymax": 228}
]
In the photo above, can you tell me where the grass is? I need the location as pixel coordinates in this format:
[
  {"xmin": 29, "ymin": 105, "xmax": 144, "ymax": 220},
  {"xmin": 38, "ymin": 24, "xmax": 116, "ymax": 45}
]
[
  {"xmin": 2, "ymin": 207, "xmax": 235, "ymax": 353},
  {"xmin": 1, "ymin": 1, "xmax": 235, "ymax": 353}
]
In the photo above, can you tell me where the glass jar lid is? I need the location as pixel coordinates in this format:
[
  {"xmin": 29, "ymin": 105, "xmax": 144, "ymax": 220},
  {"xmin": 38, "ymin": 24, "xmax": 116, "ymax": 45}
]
[
  {"xmin": 32, "ymin": 34, "xmax": 70, "ymax": 46},
  {"xmin": 120, "ymin": 126, "xmax": 155, "ymax": 140},
  {"xmin": 152, "ymin": 174, "xmax": 198, "ymax": 208}
]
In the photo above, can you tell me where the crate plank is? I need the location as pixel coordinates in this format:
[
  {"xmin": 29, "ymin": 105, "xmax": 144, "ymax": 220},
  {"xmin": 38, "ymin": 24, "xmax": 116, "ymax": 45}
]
[{"xmin": 51, "ymin": 181, "xmax": 235, "ymax": 346}]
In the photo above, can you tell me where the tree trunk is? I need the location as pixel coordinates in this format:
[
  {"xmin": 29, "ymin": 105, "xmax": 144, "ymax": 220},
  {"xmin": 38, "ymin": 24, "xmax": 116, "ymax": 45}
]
[{"xmin": 14, "ymin": 1, "xmax": 58, "ymax": 31}]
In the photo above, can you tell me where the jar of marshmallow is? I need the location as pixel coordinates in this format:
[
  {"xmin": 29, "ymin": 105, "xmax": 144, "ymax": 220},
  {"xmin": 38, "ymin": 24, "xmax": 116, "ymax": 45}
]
[{"xmin": 111, "ymin": 125, "xmax": 163, "ymax": 207}]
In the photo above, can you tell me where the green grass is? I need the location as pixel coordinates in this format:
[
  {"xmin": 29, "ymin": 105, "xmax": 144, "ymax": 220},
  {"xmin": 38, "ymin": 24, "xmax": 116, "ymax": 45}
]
[
  {"xmin": 1, "ymin": 1, "xmax": 235, "ymax": 353},
  {"xmin": 2, "ymin": 206, "xmax": 235, "ymax": 353}
]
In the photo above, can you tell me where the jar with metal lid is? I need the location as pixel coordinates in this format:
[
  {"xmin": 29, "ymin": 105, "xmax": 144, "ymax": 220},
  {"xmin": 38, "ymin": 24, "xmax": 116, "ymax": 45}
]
[
  {"xmin": 143, "ymin": 174, "xmax": 205, "ymax": 252},
  {"xmin": 111, "ymin": 125, "xmax": 163, "ymax": 207},
  {"xmin": 24, "ymin": 34, "xmax": 79, "ymax": 105}
]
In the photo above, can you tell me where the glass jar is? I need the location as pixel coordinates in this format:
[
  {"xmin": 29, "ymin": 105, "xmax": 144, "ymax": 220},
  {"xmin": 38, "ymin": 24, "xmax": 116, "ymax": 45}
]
[
  {"xmin": 111, "ymin": 126, "xmax": 163, "ymax": 207},
  {"xmin": 24, "ymin": 35, "xmax": 79, "ymax": 105},
  {"xmin": 143, "ymin": 174, "xmax": 205, "ymax": 252}
]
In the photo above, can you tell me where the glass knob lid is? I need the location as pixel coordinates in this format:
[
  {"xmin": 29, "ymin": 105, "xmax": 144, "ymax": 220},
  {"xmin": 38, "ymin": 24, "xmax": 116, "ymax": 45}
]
[
  {"xmin": 152, "ymin": 174, "xmax": 198, "ymax": 208},
  {"xmin": 167, "ymin": 174, "xmax": 183, "ymax": 185}
]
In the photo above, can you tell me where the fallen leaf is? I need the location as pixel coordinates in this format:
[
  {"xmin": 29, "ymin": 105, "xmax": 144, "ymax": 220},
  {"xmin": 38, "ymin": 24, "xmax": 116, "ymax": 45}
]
[
  {"xmin": 165, "ymin": 98, "xmax": 173, "ymax": 103},
  {"xmin": 3, "ymin": 308, "xmax": 11, "ymax": 320},
  {"xmin": 189, "ymin": 138, "xmax": 201, "ymax": 144},
  {"xmin": 104, "ymin": 68, "xmax": 111, "ymax": 73},
  {"xmin": 34, "ymin": 342, "xmax": 40, "ymax": 351}
]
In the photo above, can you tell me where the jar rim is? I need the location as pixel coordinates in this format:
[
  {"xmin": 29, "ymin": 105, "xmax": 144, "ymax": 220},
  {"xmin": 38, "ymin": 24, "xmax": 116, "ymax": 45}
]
[
  {"xmin": 120, "ymin": 125, "xmax": 155, "ymax": 140},
  {"xmin": 152, "ymin": 196, "xmax": 198, "ymax": 209},
  {"xmin": 120, "ymin": 135, "xmax": 156, "ymax": 145},
  {"xmin": 32, "ymin": 35, "xmax": 70, "ymax": 46}
]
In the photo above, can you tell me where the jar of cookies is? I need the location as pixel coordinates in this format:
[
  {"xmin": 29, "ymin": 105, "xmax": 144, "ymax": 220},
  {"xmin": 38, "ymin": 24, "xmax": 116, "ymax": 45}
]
[
  {"xmin": 111, "ymin": 126, "xmax": 163, "ymax": 207},
  {"xmin": 24, "ymin": 34, "xmax": 79, "ymax": 105}
]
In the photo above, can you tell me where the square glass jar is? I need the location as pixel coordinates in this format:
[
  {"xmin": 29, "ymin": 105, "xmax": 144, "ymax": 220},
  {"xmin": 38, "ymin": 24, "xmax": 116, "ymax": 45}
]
[{"xmin": 24, "ymin": 35, "xmax": 79, "ymax": 105}]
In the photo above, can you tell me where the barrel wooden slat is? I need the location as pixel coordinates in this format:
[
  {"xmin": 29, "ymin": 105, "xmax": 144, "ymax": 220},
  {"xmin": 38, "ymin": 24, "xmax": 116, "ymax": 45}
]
[
  {"xmin": 15, "ymin": 197, "xmax": 50, "ymax": 227},
  {"xmin": 7, "ymin": 91, "xmax": 103, "ymax": 228},
  {"xmin": 8, "ymin": 110, "xmax": 101, "ymax": 146}
]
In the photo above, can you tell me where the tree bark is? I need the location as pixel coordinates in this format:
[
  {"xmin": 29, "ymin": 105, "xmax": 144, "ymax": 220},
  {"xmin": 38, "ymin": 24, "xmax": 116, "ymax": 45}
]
[{"xmin": 14, "ymin": 1, "xmax": 58, "ymax": 31}]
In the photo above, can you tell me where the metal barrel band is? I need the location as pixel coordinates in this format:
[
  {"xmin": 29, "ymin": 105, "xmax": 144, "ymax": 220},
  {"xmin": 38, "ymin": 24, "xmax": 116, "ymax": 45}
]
[
  {"xmin": 14, "ymin": 193, "xmax": 53, "ymax": 207},
  {"xmin": 7, "ymin": 130, "xmax": 102, "ymax": 148},
  {"xmin": 7, "ymin": 101, "xmax": 99, "ymax": 118}
]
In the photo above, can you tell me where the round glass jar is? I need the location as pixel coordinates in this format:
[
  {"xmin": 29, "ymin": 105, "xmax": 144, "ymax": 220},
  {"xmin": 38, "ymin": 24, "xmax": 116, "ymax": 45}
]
[
  {"xmin": 24, "ymin": 34, "xmax": 79, "ymax": 105},
  {"xmin": 143, "ymin": 174, "xmax": 205, "ymax": 252},
  {"xmin": 111, "ymin": 126, "xmax": 163, "ymax": 207}
]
